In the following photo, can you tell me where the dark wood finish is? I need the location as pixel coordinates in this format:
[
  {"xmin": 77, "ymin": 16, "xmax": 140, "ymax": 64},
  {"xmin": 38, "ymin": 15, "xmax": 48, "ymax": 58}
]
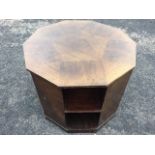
[
  {"xmin": 63, "ymin": 87, "xmax": 106, "ymax": 113},
  {"xmin": 99, "ymin": 70, "xmax": 132, "ymax": 127},
  {"xmin": 23, "ymin": 20, "xmax": 136, "ymax": 132},
  {"xmin": 65, "ymin": 113, "xmax": 100, "ymax": 132},
  {"xmin": 31, "ymin": 72, "xmax": 66, "ymax": 127}
]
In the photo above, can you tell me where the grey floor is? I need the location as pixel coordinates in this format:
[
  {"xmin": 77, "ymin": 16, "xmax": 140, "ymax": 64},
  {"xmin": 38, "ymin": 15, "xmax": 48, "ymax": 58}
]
[{"xmin": 0, "ymin": 19, "xmax": 155, "ymax": 134}]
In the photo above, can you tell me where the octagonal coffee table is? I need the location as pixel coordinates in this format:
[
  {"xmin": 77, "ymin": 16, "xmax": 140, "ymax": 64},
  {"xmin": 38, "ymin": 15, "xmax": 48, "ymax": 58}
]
[{"xmin": 23, "ymin": 20, "xmax": 136, "ymax": 132}]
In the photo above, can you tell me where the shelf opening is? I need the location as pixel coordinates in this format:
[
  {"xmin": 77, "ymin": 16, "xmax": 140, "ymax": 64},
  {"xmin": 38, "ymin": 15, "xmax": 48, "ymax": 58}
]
[
  {"xmin": 63, "ymin": 87, "xmax": 106, "ymax": 112},
  {"xmin": 65, "ymin": 113, "xmax": 100, "ymax": 130}
]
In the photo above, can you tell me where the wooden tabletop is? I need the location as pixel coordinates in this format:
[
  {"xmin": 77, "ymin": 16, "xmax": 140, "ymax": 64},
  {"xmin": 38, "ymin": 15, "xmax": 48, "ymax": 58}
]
[{"xmin": 23, "ymin": 20, "xmax": 136, "ymax": 87}]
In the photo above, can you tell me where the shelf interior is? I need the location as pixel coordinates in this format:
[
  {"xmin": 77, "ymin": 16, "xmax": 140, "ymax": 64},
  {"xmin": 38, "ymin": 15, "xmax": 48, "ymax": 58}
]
[
  {"xmin": 65, "ymin": 113, "xmax": 100, "ymax": 130},
  {"xmin": 63, "ymin": 87, "xmax": 106, "ymax": 112}
]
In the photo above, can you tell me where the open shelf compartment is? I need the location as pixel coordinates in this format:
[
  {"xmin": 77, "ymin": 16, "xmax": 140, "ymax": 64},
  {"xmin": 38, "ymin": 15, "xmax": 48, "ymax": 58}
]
[
  {"xmin": 63, "ymin": 87, "xmax": 106, "ymax": 113},
  {"xmin": 65, "ymin": 113, "xmax": 100, "ymax": 130}
]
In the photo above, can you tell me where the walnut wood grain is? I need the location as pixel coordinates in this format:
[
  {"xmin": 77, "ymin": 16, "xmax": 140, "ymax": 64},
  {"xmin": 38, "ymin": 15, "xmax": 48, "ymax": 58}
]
[{"xmin": 24, "ymin": 20, "xmax": 136, "ymax": 87}]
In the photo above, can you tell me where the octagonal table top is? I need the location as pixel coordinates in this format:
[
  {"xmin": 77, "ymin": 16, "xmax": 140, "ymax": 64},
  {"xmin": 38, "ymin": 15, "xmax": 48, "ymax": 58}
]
[{"xmin": 23, "ymin": 20, "xmax": 136, "ymax": 87}]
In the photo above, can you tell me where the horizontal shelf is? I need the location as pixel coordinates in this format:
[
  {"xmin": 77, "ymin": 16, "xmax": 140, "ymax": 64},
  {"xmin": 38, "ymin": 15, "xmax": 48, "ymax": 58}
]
[{"xmin": 64, "ymin": 109, "xmax": 101, "ymax": 113}]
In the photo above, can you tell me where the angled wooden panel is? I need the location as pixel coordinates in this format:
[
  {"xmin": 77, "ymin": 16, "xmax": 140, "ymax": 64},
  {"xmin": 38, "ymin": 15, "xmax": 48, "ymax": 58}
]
[
  {"xmin": 99, "ymin": 70, "xmax": 133, "ymax": 126},
  {"xmin": 31, "ymin": 72, "xmax": 66, "ymax": 127}
]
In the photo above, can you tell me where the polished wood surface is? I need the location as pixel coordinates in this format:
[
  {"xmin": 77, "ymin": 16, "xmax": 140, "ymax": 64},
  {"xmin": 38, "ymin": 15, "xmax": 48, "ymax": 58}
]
[{"xmin": 24, "ymin": 20, "xmax": 136, "ymax": 87}]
